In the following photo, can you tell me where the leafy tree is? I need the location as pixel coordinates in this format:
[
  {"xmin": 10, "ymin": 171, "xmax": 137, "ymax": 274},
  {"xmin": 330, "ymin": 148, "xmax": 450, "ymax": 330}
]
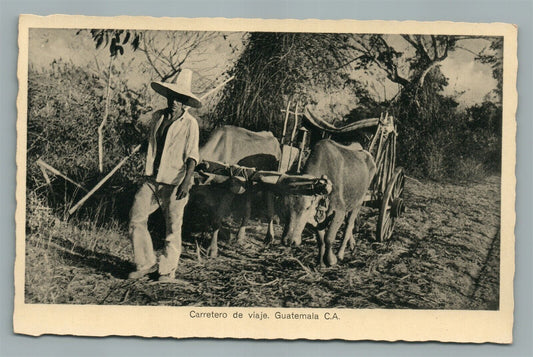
[
  {"xmin": 466, "ymin": 100, "xmax": 502, "ymax": 136},
  {"xmin": 347, "ymin": 35, "xmax": 493, "ymax": 91},
  {"xmin": 86, "ymin": 29, "xmax": 142, "ymax": 57},
  {"xmin": 476, "ymin": 37, "xmax": 503, "ymax": 104},
  {"xmin": 463, "ymin": 100, "xmax": 502, "ymax": 172},
  {"xmin": 82, "ymin": 29, "xmax": 144, "ymax": 171},
  {"xmin": 343, "ymin": 34, "xmax": 503, "ymax": 177}
]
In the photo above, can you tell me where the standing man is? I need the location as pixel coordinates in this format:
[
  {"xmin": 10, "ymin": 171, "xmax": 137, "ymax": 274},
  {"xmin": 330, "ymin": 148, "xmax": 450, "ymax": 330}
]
[{"xmin": 128, "ymin": 69, "xmax": 201, "ymax": 282}]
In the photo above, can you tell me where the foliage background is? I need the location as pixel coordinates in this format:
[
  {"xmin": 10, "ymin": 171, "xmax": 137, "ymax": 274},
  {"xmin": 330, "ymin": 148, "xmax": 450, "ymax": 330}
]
[{"xmin": 26, "ymin": 29, "xmax": 503, "ymax": 221}]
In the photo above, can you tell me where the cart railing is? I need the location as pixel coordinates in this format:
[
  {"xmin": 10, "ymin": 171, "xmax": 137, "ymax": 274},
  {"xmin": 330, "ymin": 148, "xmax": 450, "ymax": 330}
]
[
  {"xmin": 367, "ymin": 112, "xmax": 397, "ymax": 201},
  {"xmin": 303, "ymin": 106, "xmax": 380, "ymax": 134}
]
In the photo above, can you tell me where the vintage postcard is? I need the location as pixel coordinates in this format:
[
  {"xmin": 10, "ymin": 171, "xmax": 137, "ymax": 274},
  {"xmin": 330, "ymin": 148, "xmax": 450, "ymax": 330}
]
[{"xmin": 15, "ymin": 15, "xmax": 516, "ymax": 342}]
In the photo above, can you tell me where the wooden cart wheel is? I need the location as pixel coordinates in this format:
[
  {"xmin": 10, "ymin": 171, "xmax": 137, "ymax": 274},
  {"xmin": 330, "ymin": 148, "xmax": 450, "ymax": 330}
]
[{"xmin": 376, "ymin": 167, "xmax": 405, "ymax": 242}]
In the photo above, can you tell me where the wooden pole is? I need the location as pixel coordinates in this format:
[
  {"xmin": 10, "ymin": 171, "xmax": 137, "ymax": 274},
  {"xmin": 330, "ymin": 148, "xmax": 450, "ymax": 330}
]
[
  {"xmin": 68, "ymin": 144, "xmax": 141, "ymax": 216},
  {"xmin": 39, "ymin": 164, "xmax": 51, "ymax": 186},
  {"xmin": 98, "ymin": 57, "xmax": 114, "ymax": 173},
  {"xmin": 278, "ymin": 101, "xmax": 292, "ymax": 172},
  {"xmin": 287, "ymin": 102, "xmax": 300, "ymax": 169},
  {"xmin": 281, "ymin": 100, "xmax": 291, "ymax": 145},
  {"xmin": 296, "ymin": 128, "xmax": 308, "ymax": 173},
  {"xmin": 36, "ymin": 159, "xmax": 88, "ymax": 192},
  {"xmin": 200, "ymin": 76, "xmax": 234, "ymax": 101},
  {"xmin": 290, "ymin": 102, "xmax": 299, "ymax": 145}
]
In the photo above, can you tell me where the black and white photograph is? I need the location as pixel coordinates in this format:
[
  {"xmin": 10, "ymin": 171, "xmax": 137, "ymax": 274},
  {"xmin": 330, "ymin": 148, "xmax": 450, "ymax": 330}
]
[{"xmin": 15, "ymin": 15, "xmax": 516, "ymax": 342}]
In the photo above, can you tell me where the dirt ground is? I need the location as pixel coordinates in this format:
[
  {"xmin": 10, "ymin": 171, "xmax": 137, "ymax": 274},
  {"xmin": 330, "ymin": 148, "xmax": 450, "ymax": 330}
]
[{"xmin": 25, "ymin": 175, "xmax": 501, "ymax": 309}]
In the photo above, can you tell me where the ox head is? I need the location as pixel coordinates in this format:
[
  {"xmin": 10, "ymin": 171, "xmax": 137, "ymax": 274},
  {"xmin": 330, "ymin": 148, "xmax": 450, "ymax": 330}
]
[
  {"xmin": 282, "ymin": 192, "xmax": 330, "ymax": 247},
  {"xmin": 280, "ymin": 174, "xmax": 332, "ymax": 247},
  {"xmin": 282, "ymin": 194, "xmax": 318, "ymax": 247}
]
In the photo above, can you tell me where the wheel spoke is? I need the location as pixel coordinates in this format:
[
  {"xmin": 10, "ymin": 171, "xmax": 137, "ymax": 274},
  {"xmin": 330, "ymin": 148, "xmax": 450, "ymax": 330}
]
[
  {"xmin": 392, "ymin": 172, "xmax": 404, "ymax": 198},
  {"xmin": 380, "ymin": 219, "xmax": 387, "ymax": 238},
  {"xmin": 381, "ymin": 216, "xmax": 393, "ymax": 240},
  {"xmin": 388, "ymin": 218, "xmax": 395, "ymax": 236},
  {"xmin": 393, "ymin": 182, "xmax": 403, "ymax": 198},
  {"xmin": 376, "ymin": 166, "xmax": 404, "ymax": 241}
]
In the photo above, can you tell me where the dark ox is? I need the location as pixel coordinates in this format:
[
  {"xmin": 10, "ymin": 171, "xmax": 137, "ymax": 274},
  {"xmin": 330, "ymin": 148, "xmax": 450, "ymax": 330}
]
[
  {"xmin": 195, "ymin": 125, "xmax": 281, "ymax": 257},
  {"xmin": 282, "ymin": 139, "xmax": 376, "ymax": 267}
]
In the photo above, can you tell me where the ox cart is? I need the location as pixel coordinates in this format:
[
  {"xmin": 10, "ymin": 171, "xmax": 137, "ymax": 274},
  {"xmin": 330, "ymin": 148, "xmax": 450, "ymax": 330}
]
[{"xmin": 194, "ymin": 104, "xmax": 405, "ymax": 242}]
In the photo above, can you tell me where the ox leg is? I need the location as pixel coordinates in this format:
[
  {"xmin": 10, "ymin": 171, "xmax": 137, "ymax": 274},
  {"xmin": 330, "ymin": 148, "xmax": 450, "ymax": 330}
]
[
  {"xmin": 207, "ymin": 229, "xmax": 219, "ymax": 258},
  {"xmin": 315, "ymin": 228, "xmax": 326, "ymax": 268},
  {"xmin": 207, "ymin": 192, "xmax": 233, "ymax": 258},
  {"xmin": 349, "ymin": 217, "xmax": 360, "ymax": 251},
  {"xmin": 338, "ymin": 209, "xmax": 358, "ymax": 261},
  {"xmin": 324, "ymin": 211, "xmax": 345, "ymax": 267},
  {"xmin": 282, "ymin": 223, "xmax": 291, "ymax": 247},
  {"xmin": 264, "ymin": 192, "xmax": 276, "ymax": 245},
  {"xmin": 236, "ymin": 192, "xmax": 251, "ymax": 245}
]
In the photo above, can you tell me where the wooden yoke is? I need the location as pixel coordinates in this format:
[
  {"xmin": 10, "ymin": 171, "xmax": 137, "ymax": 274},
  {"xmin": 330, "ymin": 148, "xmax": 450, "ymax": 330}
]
[{"xmin": 195, "ymin": 159, "xmax": 332, "ymax": 196}]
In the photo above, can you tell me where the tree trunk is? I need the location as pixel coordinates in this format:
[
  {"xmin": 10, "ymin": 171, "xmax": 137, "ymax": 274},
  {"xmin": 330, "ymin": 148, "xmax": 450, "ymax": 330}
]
[{"xmin": 98, "ymin": 57, "xmax": 113, "ymax": 173}]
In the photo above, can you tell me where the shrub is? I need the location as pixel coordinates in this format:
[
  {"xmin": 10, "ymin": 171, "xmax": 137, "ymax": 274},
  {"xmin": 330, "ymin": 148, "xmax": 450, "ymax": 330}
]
[
  {"xmin": 391, "ymin": 69, "xmax": 501, "ymax": 180},
  {"xmin": 27, "ymin": 61, "xmax": 150, "ymax": 222}
]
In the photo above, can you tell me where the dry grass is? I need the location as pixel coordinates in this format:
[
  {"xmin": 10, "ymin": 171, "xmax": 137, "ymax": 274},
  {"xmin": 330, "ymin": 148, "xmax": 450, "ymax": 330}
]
[{"xmin": 24, "ymin": 176, "xmax": 500, "ymax": 309}]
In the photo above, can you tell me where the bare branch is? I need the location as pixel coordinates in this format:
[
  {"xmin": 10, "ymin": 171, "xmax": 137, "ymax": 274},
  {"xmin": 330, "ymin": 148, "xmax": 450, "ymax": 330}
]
[
  {"xmin": 455, "ymin": 46, "xmax": 479, "ymax": 56},
  {"xmin": 139, "ymin": 37, "xmax": 164, "ymax": 80},
  {"xmin": 139, "ymin": 31, "xmax": 222, "ymax": 82},
  {"xmin": 431, "ymin": 35, "xmax": 438, "ymax": 59},
  {"xmin": 401, "ymin": 34, "xmax": 419, "ymax": 48},
  {"xmin": 417, "ymin": 36, "xmax": 432, "ymax": 61}
]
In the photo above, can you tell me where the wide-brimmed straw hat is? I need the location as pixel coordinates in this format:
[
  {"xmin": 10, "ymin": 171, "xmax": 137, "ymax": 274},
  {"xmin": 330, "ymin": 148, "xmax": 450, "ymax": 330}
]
[{"xmin": 151, "ymin": 69, "xmax": 202, "ymax": 108}]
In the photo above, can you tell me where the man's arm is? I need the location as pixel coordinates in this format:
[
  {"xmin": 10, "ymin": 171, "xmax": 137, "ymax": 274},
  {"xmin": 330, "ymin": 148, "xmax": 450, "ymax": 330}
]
[{"xmin": 176, "ymin": 158, "xmax": 196, "ymax": 200}]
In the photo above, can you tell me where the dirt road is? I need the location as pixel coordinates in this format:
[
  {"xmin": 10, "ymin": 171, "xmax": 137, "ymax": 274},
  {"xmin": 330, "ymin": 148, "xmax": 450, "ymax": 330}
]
[{"xmin": 25, "ymin": 176, "xmax": 501, "ymax": 309}]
